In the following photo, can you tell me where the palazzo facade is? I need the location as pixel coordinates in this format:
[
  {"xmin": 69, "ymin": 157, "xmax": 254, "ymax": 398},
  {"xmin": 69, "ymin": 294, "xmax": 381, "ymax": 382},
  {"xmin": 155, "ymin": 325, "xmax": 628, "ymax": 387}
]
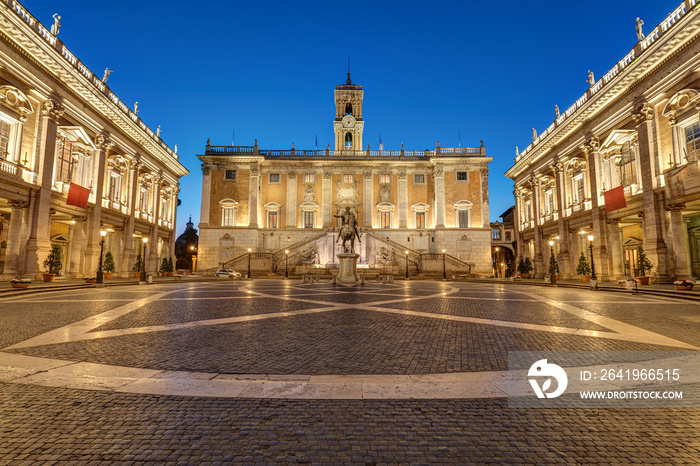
[
  {"xmin": 197, "ymin": 76, "xmax": 492, "ymax": 276},
  {"xmin": 0, "ymin": 0, "xmax": 188, "ymax": 279},
  {"xmin": 506, "ymin": 0, "xmax": 700, "ymax": 283}
]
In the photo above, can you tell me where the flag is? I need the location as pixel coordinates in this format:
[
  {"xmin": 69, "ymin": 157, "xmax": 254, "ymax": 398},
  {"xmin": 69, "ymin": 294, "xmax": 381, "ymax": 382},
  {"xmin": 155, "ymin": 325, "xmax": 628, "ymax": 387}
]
[
  {"xmin": 603, "ymin": 186, "xmax": 626, "ymax": 212},
  {"xmin": 66, "ymin": 183, "xmax": 90, "ymax": 209},
  {"xmin": 379, "ymin": 134, "xmax": 383, "ymax": 151}
]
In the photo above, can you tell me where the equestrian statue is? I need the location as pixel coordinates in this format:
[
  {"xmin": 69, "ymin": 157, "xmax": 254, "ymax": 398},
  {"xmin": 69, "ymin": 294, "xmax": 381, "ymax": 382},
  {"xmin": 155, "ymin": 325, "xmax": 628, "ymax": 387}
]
[{"xmin": 334, "ymin": 206, "xmax": 361, "ymax": 253}]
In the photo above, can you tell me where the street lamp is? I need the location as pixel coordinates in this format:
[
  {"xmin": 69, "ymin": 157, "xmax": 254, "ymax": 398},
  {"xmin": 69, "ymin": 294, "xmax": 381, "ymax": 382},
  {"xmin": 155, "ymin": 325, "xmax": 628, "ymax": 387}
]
[
  {"xmin": 442, "ymin": 248, "xmax": 447, "ymax": 280},
  {"xmin": 548, "ymin": 240, "xmax": 556, "ymax": 285},
  {"xmin": 587, "ymin": 234, "xmax": 597, "ymax": 289},
  {"xmin": 405, "ymin": 250, "xmax": 409, "ymax": 279},
  {"xmin": 190, "ymin": 245, "xmax": 197, "ymax": 274},
  {"xmin": 247, "ymin": 247, "xmax": 252, "ymax": 279},
  {"xmin": 96, "ymin": 230, "xmax": 107, "ymax": 284},
  {"xmin": 140, "ymin": 237, "xmax": 148, "ymax": 282},
  {"xmin": 285, "ymin": 250, "xmax": 289, "ymax": 279}
]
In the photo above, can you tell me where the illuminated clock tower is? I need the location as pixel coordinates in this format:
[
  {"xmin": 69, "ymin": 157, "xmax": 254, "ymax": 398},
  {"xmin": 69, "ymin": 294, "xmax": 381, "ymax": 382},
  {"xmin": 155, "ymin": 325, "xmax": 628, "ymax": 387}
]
[{"xmin": 334, "ymin": 72, "xmax": 364, "ymax": 151}]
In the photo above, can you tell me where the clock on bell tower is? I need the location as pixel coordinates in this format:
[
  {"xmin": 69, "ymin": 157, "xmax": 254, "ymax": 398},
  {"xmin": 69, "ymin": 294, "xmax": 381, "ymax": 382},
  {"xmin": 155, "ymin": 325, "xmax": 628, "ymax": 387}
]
[{"xmin": 334, "ymin": 72, "xmax": 364, "ymax": 151}]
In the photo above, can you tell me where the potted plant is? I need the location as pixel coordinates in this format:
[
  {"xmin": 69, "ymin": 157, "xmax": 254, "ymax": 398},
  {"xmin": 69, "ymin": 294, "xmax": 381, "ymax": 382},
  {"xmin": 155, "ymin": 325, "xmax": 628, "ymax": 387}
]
[
  {"xmin": 10, "ymin": 278, "xmax": 31, "ymax": 289},
  {"xmin": 634, "ymin": 246, "xmax": 653, "ymax": 285},
  {"xmin": 133, "ymin": 253, "xmax": 143, "ymax": 279},
  {"xmin": 548, "ymin": 253, "xmax": 559, "ymax": 281},
  {"xmin": 673, "ymin": 279, "xmax": 694, "ymax": 291},
  {"xmin": 85, "ymin": 276, "xmax": 96, "ymax": 284},
  {"xmin": 103, "ymin": 251, "xmax": 115, "ymax": 279},
  {"xmin": 576, "ymin": 252, "xmax": 591, "ymax": 282},
  {"xmin": 42, "ymin": 243, "xmax": 63, "ymax": 282},
  {"xmin": 160, "ymin": 258, "xmax": 169, "ymax": 277},
  {"xmin": 167, "ymin": 257, "xmax": 174, "ymax": 276},
  {"xmin": 173, "ymin": 273, "xmax": 183, "ymax": 281},
  {"xmin": 523, "ymin": 257, "xmax": 534, "ymax": 278}
]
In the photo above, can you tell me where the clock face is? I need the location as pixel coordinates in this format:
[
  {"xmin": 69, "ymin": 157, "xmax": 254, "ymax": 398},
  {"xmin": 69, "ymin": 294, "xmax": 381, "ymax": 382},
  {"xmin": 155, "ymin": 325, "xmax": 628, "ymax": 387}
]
[{"xmin": 342, "ymin": 115, "xmax": 356, "ymax": 128}]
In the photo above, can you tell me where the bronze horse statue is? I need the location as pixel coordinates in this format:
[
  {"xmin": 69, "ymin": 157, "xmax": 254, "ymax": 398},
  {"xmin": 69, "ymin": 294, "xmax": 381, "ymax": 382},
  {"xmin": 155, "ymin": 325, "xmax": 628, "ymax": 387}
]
[{"xmin": 335, "ymin": 207, "xmax": 361, "ymax": 253}]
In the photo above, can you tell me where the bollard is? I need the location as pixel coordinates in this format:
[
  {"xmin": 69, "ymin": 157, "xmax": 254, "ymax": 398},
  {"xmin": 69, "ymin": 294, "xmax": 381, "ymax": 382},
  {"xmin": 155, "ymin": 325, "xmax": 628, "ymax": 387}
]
[
  {"xmin": 360, "ymin": 274, "xmax": 365, "ymax": 284},
  {"xmin": 332, "ymin": 274, "xmax": 337, "ymax": 284},
  {"xmin": 147, "ymin": 274, "xmax": 152, "ymax": 284}
]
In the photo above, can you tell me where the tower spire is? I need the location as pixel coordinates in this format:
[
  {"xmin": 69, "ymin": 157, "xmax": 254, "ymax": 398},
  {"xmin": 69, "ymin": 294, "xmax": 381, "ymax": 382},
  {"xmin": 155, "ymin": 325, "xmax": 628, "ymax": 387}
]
[{"xmin": 346, "ymin": 55, "xmax": 352, "ymax": 85}]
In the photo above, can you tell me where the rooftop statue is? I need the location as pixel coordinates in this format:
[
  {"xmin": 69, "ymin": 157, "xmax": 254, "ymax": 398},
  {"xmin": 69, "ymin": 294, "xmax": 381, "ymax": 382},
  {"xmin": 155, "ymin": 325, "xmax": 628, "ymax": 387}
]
[
  {"xmin": 134, "ymin": 101, "xmax": 139, "ymax": 116},
  {"xmin": 555, "ymin": 105, "xmax": 560, "ymax": 117},
  {"xmin": 587, "ymin": 70, "xmax": 595, "ymax": 87},
  {"xmin": 636, "ymin": 17, "xmax": 645, "ymax": 41},
  {"xmin": 50, "ymin": 14, "xmax": 61, "ymax": 36},
  {"xmin": 157, "ymin": 125, "xmax": 161, "ymax": 137},
  {"xmin": 532, "ymin": 128, "xmax": 537, "ymax": 141},
  {"xmin": 102, "ymin": 68, "xmax": 112, "ymax": 83}
]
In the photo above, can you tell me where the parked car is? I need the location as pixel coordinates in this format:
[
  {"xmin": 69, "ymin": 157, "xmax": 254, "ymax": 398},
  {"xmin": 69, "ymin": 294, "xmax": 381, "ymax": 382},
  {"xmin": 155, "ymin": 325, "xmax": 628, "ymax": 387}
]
[{"xmin": 215, "ymin": 268, "xmax": 242, "ymax": 278}]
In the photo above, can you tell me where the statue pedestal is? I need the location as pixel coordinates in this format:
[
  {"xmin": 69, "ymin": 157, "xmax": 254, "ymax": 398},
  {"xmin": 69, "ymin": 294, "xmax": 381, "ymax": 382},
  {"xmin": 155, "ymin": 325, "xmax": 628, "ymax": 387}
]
[{"xmin": 337, "ymin": 253, "xmax": 360, "ymax": 283}]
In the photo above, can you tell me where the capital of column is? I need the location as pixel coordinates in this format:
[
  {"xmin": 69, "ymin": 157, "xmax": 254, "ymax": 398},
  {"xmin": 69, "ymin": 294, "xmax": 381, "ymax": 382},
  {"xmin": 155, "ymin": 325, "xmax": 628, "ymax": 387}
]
[
  {"xmin": 363, "ymin": 170, "xmax": 373, "ymax": 180},
  {"xmin": 41, "ymin": 99, "xmax": 64, "ymax": 122},
  {"xmin": 71, "ymin": 215, "xmax": 88, "ymax": 223},
  {"xmin": 201, "ymin": 164, "xmax": 212, "ymax": 175},
  {"xmin": 583, "ymin": 137, "xmax": 599, "ymax": 154},
  {"xmin": 398, "ymin": 172, "xmax": 407, "ymax": 180},
  {"xmin": 323, "ymin": 171, "xmax": 332, "ymax": 179},
  {"xmin": 606, "ymin": 218, "xmax": 622, "ymax": 224},
  {"xmin": 632, "ymin": 102, "xmax": 653, "ymax": 125},
  {"xmin": 8, "ymin": 200, "xmax": 29, "ymax": 209},
  {"xmin": 250, "ymin": 167, "xmax": 260, "ymax": 177},
  {"xmin": 287, "ymin": 170, "xmax": 297, "ymax": 178},
  {"xmin": 665, "ymin": 203, "xmax": 686, "ymax": 212},
  {"xmin": 479, "ymin": 168, "xmax": 489, "ymax": 177},
  {"xmin": 432, "ymin": 167, "xmax": 444, "ymax": 179},
  {"xmin": 95, "ymin": 133, "xmax": 112, "ymax": 152}
]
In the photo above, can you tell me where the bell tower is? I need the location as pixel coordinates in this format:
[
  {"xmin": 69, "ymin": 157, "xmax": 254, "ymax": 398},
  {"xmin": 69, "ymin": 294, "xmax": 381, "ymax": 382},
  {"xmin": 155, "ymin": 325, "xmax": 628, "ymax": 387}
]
[{"xmin": 334, "ymin": 71, "xmax": 364, "ymax": 151}]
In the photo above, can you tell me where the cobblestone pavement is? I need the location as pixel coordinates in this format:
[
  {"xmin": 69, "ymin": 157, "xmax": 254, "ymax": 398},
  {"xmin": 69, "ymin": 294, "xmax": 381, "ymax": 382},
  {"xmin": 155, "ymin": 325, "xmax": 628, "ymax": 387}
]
[{"xmin": 1, "ymin": 280, "xmax": 699, "ymax": 464}]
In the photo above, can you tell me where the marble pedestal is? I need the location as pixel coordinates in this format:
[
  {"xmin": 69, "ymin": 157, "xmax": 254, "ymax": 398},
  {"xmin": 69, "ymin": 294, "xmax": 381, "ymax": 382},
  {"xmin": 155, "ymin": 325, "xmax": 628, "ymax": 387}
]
[{"xmin": 337, "ymin": 253, "xmax": 360, "ymax": 283}]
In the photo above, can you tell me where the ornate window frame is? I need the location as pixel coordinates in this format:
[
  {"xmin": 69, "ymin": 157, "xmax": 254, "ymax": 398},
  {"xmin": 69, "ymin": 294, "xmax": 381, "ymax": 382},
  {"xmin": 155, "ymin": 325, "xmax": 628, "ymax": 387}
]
[
  {"xmin": 219, "ymin": 199, "xmax": 238, "ymax": 227},
  {"xmin": 300, "ymin": 201, "xmax": 318, "ymax": 229},
  {"xmin": 411, "ymin": 202, "xmax": 430, "ymax": 229},
  {"xmin": 453, "ymin": 200, "xmax": 473, "ymax": 228},
  {"xmin": 377, "ymin": 201, "xmax": 395, "ymax": 229},
  {"xmin": 264, "ymin": 202, "xmax": 282, "ymax": 229}
]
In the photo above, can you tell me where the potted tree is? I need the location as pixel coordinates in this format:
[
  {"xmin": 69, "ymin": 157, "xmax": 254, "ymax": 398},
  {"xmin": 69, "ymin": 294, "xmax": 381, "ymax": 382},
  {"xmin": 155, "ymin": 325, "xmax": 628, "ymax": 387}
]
[
  {"xmin": 634, "ymin": 246, "xmax": 653, "ymax": 285},
  {"xmin": 160, "ymin": 258, "xmax": 169, "ymax": 277},
  {"xmin": 576, "ymin": 252, "xmax": 591, "ymax": 282},
  {"xmin": 103, "ymin": 251, "xmax": 115, "ymax": 279},
  {"xmin": 42, "ymin": 243, "xmax": 63, "ymax": 282},
  {"xmin": 167, "ymin": 257, "xmax": 174, "ymax": 276},
  {"xmin": 523, "ymin": 257, "xmax": 534, "ymax": 278},
  {"xmin": 133, "ymin": 253, "xmax": 143, "ymax": 279},
  {"xmin": 549, "ymin": 253, "xmax": 560, "ymax": 281}
]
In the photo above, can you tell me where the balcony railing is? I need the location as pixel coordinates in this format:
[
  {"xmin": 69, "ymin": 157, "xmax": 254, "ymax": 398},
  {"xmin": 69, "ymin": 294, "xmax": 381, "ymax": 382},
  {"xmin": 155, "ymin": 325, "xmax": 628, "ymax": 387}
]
[{"xmin": 204, "ymin": 145, "xmax": 485, "ymax": 159}]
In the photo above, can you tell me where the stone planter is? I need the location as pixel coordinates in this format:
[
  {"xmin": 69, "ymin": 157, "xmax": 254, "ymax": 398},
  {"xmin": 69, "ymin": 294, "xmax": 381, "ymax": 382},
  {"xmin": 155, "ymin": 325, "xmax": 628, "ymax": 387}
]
[
  {"xmin": 11, "ymin": 283, "xmax": 29, "ymax": 289},
  {"xmin": 85, "ymin": 279, "xmax": 96, "ymax": 284},
  {"xmin": 42, "ymin": 273, "xmax": 56, "ymax": 282},
  {"xmin": 581, "ymin": 275, "xmax": 591, "ymax": 282},
  {"xmin": 174, "ymin": 276, "xmax": 182, "ymax": 281},
  {"xmin": 636, "ymin": 276, "xmax": 650, "ymax": 285},
  {"xmin": 134, "ymin": 272, "xmax": 141, "ymax": 279},
  {"xmin": 675, "ymin": 285, "xmax": 693, "ymax": 291},
  {"xmin": 103, "ymin": 272, "xmax": 113, "ymax": 280},
  {"xmin": 167, "ymin": 272, "xmax": 173, "ymax": 277}
]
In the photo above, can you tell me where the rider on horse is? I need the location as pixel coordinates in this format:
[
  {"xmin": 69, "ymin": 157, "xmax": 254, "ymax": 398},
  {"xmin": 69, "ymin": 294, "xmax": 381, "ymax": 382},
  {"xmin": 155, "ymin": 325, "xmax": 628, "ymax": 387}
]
[{"xmin": 334, "ymin": 207, "xmax": 361, "ymax": 247}]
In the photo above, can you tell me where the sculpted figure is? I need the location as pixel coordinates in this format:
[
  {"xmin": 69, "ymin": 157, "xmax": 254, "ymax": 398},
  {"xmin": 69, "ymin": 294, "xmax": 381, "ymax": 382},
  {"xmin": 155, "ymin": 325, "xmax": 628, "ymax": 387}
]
[
  {"xmin": 587, "ymin": 70, "xmax": 595, "ymax": 86},
  {"xmin": 532, "ymin": 128, "xmax": 537, "ymax": 141},
  {"xmin": 555, "ymin": 105, "xmax": 560, "ymax": 117},
  {"xmin": 636, "ymin": 17, "xmax": 645, "ymax": 41},
  {"xmin": 134, "ymin": 101, "xmax": 139, "ymax": 115},
  {"xmin": 50, "ymin": 14, "xmax": 61, "ymax": 35},
  {"xmin": 102, "ymin": 68, "xmax": 112, "ymax": 83}
]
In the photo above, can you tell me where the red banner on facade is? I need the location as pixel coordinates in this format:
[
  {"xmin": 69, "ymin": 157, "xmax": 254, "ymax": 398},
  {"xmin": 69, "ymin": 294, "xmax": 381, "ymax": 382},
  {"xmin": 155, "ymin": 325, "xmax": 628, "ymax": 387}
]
[
  {"xmin": 603, "ymin": 186, "xmax": 626, "ymax": 212},
  {"xmin": 66, "ymin": 183, "xmax": 90, "ymax": 209}
]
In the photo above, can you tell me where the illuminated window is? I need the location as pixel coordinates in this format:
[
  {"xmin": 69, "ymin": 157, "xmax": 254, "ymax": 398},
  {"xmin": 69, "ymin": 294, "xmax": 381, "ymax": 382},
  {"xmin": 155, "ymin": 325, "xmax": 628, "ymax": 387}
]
[
  {"xmin": 268, "ymin": 210, "xmax": 278, "ymax": 229},
  {"xmin": 458, "ymin": 210, "xmax": 469, "ymax": 228},
  {"xmin": 619, "ymin": 142, "xmax": 637, "ymax": 187},
  {"xmin": 380, "ymin": 211, "xmax": 391, "ymax": 228},
  {"xmin": 685, "ymin": 122, "xmax": 700, "ymax": 162},
  {"xmin": 56, "ymin": 137, "xmax": 73, "ymax": 183},
  {"xmin": 108, "ymin": 172, "xmax": 121, "ymax": 202},
  {"xmin": 220, "ymin": 199, "xmax": 238, "ymax": 226},
  {"xmin": 345, "ymin": 133, "xmax": 352, "ymax": 150},
  {"xmin": 492, "ymin": 229, "xmax": 500, "ymax": 239},
  {"xmin": 0, "ymin": 121, "xmax": 10, "ymax": 159},
  {"xmin": 304, "ymin": 211, "xmax": 315, "ymax": 229},
  {"xmin": 343, "ymin": 174, "xmax": 354, "ymax": 183},
  {"xmin": 225, "ymin": 170, "xmax": 237, "ymax": 180},
  {"xmin": 303, "ymin": 173, "xmax": 315, "ymax": 184},
  {"xmin": 379, "ymin": 174, "xmax": 391, "ymax": 184},
  {"xmin": 573, "ymin": 175, "xmax": 585, "ymax": 203},
  {"xmin": 139, "ymin": 188, "xmax": 149, "ymax": 212},
  {"xmin": 415, "ymin": 212, "xmax": 425, "ymax": 229},
  {"xmin": 454, "ymin": 200, "xmax": 472, "ymax": 228},
  {"xmin": 544, "ymin": 189, "xmax": 554, "ymax": 214},
  {"xmin": 377, "ymin": 202, "xmax": 394, "ymax": 228}
]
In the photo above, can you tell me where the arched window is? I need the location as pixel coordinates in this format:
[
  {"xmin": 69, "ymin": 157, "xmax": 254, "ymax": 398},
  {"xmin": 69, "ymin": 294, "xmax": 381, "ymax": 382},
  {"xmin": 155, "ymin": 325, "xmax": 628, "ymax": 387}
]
[
  {"xmin": 345, "ymin": 132, "xmax": 352, "ymax": 150},
  {"xmin": 345, "ymin": 103, "xmax": 353, "ymax": 115}
]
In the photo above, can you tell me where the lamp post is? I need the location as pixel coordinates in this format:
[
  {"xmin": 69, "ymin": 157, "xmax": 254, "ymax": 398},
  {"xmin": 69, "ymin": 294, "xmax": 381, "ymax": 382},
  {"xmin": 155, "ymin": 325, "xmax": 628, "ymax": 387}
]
[
  {"xmin": 285, "ymin": 250, "xmax": 289, "ymax": 279},
  {"xmin": 140, "ymin": 237, "xmax": 148, "ymax": 282},
  {"xmin": 587, "ymin": 234, "xmax": 597, "ymax": 289},
  {"xmin": 495, "ymin": 247, "xmax": 500, "ymax": 277},
  {"xmin": 96, "ymin": 230, "xmax": 106, "ymax": 284},
  {"xmin": 247, "ymin": 247, "xmax": 252, "ymax": 279},
  {"xmin": 190, "ymin": 245, "xmax": 197, "ymax": 274},
  {"xmin": 442, "ymin": 248, "xmax": 447, "ymax": 280},
  {"xmin": 405, "ymin": 250, "xmax": 409, "ymax": 279},
  {"xmin": 548, "ymin": 240, "xmax": 556, "ymax": 285}
]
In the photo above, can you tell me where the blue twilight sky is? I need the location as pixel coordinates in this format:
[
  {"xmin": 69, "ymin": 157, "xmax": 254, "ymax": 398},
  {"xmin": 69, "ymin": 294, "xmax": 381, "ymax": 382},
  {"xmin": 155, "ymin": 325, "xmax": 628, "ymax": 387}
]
[{"xmin": 23, "ymin": 0, "xmax": 671, "ymax": 235}]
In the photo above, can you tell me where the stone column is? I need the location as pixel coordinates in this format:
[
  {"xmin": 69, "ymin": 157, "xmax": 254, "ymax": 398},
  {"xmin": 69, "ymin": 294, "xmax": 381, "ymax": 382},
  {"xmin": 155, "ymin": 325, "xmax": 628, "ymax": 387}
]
[
  {"xmin": 531, "ymin": 177, "xmax": 544, "ymax": 277},
  {"xmin": 553, "ymin": 162, "xmax": 571, "ymax": 278},
  {"xmin": 121, "ymin": 158, "xmax": 141, "ymax": 276},
  {"xmin": 83, "ymin": 134, "xmax": 110, "ymax": 275},
  {"xmin": 633, "ymin": 102, "xmax": 670, "ymax": 282},
  {"xmin": 200, "ymin": 164, "xmax": 212, "ymax": 226},
  {"xmin": 570, "ymin": 228, "xmax": 581, "ymax": 277},
  {"xmin": 666, "ymin": 203, "xmax": 693, "ymax": 280},
  {"xmin": 25, "ymin": 99, "xmax": 63, "ymax": 277},
  {"xmin": 433, "ymin": 167, "xmax": 446, "ymax": 228},
  {"xmin": 513, "ymin": 190, "xmax": 524, "ymax": 265},
  {"xmin": 363, "ymin": 170, "xmax": 373, "ymax": 228},
  {"xmin": 607, "ymin": 218, "xmax": 624, "ymax": 279},
  {"xmin": 148, "ymin": 173, "xmax": 162, "ymax": 272},
  {"xmin": 480, "ymin": 168, "xmax": 490, "ymax": 228},
  {"xmin": 397, "ymin": 171, "xmax": 408, "ymax": 228},
  {"xmin": 286, "ymin": 171, "xmax": 297, "ymax": 228},
  {"xmin": 0, "ymin": 200, "xmax": 29, "ymax": 279},
  {"xmin": 68, "ymin": 215, "xmax": 86, "ymax": 278},
  {"xmin": 248, "ymin": 166, "xmax": 260, "ymax": 227},
  {"xmin": 584, "ymin": 137, "xmax": 610, "ymax": 280},
  {"xmin": 322, "ymin": 171, "xmax": 332, "ymax": 227}
]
